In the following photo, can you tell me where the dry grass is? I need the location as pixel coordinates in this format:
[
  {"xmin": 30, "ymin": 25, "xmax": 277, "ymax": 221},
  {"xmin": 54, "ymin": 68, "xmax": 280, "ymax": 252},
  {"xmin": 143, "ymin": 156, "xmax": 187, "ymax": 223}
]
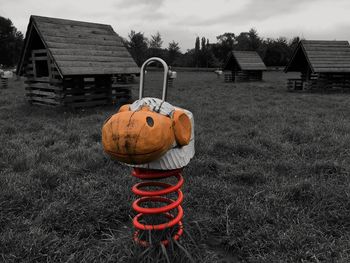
[{"xmin": 1, "ymin": 71, "xmax": 350, "ymax": 262}]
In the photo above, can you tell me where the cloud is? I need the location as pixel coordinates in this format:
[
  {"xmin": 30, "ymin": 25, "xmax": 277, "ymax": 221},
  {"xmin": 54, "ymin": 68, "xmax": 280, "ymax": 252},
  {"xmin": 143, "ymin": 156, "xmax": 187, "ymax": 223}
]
[
  {"xmin": 112, "ymin": 0, "xmax": 166, "ymax": 22},
  {"xmin": 184, "ymin": 0, "xmax": 325, "ymax": 27},
  {"xmin": 139, "ymin": 11, "xmax": 166, "ymax": 21},
  {"xmin": 2, "ymin": 0, "xmax": 350, "ymax": 51},
  {"xmin": 115, "ymin": 0, "xmax": 164, "ymax": 10}
]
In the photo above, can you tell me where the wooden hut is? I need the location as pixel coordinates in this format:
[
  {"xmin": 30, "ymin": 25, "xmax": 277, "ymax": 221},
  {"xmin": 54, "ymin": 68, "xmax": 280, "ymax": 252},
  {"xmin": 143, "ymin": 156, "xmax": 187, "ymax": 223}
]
[
  {"xmin": 16, "ymin": 15, "xmax": 139, "ymax": 107},
  {"xmin": 223, "ymin": 51, "xmax": 266, "ymax": 82},
  {"xmin": 285, "ymin": 40, "xmax": 350, "ymax": 91}
]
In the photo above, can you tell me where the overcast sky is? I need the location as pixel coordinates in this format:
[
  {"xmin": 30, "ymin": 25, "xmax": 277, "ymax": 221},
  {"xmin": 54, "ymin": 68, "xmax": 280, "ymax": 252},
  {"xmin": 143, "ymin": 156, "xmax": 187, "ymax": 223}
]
[{"xmin": 2, "ymin": 0, "xmax": 350, "ymax": 51}]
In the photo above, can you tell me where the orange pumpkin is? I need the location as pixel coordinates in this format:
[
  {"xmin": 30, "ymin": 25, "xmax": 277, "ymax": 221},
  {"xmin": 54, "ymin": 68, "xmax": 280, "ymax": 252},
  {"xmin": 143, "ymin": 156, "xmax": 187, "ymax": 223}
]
[{"xmin": 102, "ymin": 105, "xmax": 191, "ymax": 164}]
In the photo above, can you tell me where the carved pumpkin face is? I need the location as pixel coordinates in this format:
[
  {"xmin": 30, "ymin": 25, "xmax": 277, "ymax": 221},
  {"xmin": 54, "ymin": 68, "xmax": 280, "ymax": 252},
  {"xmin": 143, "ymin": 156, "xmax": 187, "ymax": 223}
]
[{"xmin": 102, "ymin": 104, "xmax": 191, "ymax": 164}]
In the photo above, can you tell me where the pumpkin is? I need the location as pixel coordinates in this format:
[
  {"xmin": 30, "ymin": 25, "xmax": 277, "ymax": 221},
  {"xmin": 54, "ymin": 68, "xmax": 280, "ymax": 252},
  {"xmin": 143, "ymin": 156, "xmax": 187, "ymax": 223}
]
[{"xmin": 102, "ymin": 105, "xmax": 191, "ymax": 164}]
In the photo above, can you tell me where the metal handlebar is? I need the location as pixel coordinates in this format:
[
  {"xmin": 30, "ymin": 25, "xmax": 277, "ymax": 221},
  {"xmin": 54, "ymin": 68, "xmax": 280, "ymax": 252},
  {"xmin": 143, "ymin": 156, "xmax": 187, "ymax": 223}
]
[{"xmin": 139, "ymin": 57, "xmax": 169, "ymax": 101}]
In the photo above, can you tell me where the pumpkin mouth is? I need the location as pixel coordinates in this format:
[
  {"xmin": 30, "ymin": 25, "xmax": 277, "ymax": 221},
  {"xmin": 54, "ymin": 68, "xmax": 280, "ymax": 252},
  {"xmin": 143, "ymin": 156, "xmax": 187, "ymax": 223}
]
[
  {"xmin": 104, "ymin": 146, "xmax": 169, "ymax": 165},
  {"xmin": 104, "ymin": 147, "xmax": 165, "ymax": 157}
]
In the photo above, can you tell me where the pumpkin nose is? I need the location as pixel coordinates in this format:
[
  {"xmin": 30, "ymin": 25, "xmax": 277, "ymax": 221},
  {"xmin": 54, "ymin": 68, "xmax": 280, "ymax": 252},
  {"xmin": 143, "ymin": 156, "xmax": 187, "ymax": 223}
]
[{"xmin": 146, "ymin": 116, "xmax": 154, "ymax": 127}]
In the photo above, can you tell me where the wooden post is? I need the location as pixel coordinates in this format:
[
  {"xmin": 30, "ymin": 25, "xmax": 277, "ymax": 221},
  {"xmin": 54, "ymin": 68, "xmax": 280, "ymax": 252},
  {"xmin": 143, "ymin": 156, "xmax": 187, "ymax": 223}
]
[{"xmin": 31, "ymin": 51, "xmax": 37, "ymax": 78}]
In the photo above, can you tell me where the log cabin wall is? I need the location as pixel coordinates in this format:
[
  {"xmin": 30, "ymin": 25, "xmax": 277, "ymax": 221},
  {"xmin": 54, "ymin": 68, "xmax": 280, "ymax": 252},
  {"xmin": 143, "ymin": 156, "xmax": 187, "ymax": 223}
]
[
  {"xmin": 224, "ymin": 71, "xmax": 233, "ymax": 82},
  {"xmin": 304, "ymin": 73, "xmax": 350, "ymax": 91},
  {"xmin": 24, "ymin": 49, "xmax": 64, "ymax": 106},
  {"xmin": 235, "ymin": 70, "xmax": 263, "ymax": 82},
  {"xmin": 61, "ymin": 74, "xmax": 133, "ymax": 108}
]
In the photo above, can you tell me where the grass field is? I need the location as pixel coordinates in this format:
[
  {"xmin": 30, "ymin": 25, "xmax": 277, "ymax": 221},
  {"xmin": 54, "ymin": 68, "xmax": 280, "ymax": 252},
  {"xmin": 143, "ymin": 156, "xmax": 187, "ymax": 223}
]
[{"xmin": 1, "ymin": 71, "xmax": 350, "ymax": 262}]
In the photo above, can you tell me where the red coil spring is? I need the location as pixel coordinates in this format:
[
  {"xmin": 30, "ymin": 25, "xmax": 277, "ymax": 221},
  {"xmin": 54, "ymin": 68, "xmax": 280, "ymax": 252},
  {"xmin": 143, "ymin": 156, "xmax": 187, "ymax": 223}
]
[{"xmin": 131, "ymin": 168, "xmax": 184, "ymax": 247}]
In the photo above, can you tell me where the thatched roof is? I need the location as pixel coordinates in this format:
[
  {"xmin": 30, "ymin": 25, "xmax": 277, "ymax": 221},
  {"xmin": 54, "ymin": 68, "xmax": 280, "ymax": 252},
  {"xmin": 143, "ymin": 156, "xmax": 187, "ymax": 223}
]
[
  {"xmin": 285, "ymin": 40, "xmax": 350, "ymax": 73},
  {"xmin": 17, "ymin": 15, "xmax": 139, "ymax": 76},
  {"xmin": 224, "ymin": 51, "xmax": 266, "ymax": 71}
]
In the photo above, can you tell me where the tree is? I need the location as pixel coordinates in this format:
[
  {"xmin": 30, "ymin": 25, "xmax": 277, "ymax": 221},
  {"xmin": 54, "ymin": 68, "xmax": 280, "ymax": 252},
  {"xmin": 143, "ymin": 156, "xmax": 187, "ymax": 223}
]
[
  {"xmin": 167, "ymin": 41, "xmax": 181, "ymax": 65},
  {"xmin": 125, "ymin": 30, "xmax": 148, "ymax": 66},
  {"xmin": 173, "ymin": 49, "xmax": 196, "ymax": 67},
  {"xmin": 0, "ymin": 16, "xmax": 24, "ymax": 67},
  {"xmin": 194, "ymin": 37, "xmax": 200, "ymax": 67},
  {"xmin": 213, "ymin": 32, "xmax": 236, "ymax": 63},
  {"xmin": 190, "ymin": 37, "xmax": 219, "ymax": 68},
  {"xmin": 199, "ymin": 37, "xmax": 207, "ymax": 67},
  {"xmin": 248, "ymin": 28, "xmax": 261, "ymax": 50},
  {"xmin": 235, "ymin": 28, "xmax": 262, "ymax": 51},
  {"xmin": 149, "ymin": 32, "xmax": 163, "ymax": 49},
  {"xmin": 261, "ymin": 37, "xmax": 291, "ymax": 66},
  {"xmin": 148, "ymin": 32, "xmax": 164, "ymax": 59},
  {"xmin": 289, "ymin": 36, "xmax": 300, "ymax": 53},
  {"xmin": 235, "ymin": 32, "xmax": 251, "ymax": 50},
  {"xmin": 216, "ymin": 32, "xmax": 236, "ymax": 47}
]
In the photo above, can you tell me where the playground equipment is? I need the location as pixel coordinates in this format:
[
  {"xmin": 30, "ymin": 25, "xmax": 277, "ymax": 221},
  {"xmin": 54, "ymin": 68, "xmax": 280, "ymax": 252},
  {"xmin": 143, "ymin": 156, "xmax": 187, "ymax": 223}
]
[
  {"xmin": 0, "ymin": 70, "xmax": 13, "ymax": 89},
  {"xmin": 214, "ymin": 69, "xmax": 223, "ymax": 78},
  {"xmin": 102, "ymin": 57, "xmax": 194, "ymax": 246}
]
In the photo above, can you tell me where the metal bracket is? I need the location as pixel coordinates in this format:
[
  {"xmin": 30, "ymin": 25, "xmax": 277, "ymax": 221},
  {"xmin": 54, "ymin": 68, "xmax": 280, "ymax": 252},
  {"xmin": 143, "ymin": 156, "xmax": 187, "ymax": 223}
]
[{"xmin": 139, "ymin": 57, "xmax": 169, "ymax": 101}]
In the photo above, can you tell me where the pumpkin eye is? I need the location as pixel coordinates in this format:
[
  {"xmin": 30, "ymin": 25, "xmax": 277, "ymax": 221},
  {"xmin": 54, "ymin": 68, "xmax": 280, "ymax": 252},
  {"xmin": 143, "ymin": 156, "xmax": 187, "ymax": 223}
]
[{"xmin": 146, "ymin": 116, "xmax": 154, "ymax": 127}]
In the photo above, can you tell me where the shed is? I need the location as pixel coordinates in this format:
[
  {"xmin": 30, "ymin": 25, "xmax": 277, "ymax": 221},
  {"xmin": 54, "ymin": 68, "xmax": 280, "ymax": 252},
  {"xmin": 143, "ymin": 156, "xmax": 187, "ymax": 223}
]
[
  {"xmin": 223, "ymin": 51, "xmax": 266, "ymax": 82},
  {"xmin": 285, "ymin": 40, "xmax": 350, "ymax": 91},
  {"xmin": 17, "ymin": 15, "xmax": 139, "ymax": 107}
]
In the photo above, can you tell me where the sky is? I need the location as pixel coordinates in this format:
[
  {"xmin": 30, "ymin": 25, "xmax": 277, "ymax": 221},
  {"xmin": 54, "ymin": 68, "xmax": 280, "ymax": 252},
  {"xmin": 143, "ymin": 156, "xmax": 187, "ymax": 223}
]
[{"xmin": 2, "ymin": 0, "xmax": 350, "ymax": 51}]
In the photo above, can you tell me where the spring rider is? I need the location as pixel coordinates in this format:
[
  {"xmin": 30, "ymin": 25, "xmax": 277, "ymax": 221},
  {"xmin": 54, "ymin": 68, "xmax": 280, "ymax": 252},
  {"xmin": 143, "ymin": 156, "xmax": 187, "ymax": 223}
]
[{"xmin": 102, "ymin": 58, "xmax": 195, "ymax": 246}]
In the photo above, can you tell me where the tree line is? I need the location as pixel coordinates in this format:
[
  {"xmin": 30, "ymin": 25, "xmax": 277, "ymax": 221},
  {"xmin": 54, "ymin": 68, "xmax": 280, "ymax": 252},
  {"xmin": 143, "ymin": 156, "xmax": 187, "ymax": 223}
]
[
  {"xmin": 0, "ymin": 16, "xmax": 24, "ymax": 67},
  {"xmin": 0, "ymin": 16, "xmax": 300, "ymax": 68},
  {"xmin": 124, "ymin": 28, "xmax": 300, "ymax": 68}
]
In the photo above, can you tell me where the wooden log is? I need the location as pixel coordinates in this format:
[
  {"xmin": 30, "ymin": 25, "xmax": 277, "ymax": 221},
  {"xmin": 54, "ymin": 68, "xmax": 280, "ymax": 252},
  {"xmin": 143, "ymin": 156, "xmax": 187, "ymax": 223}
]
[
  {"xmin": 307, "ymin": 51, "xmax": 350, "ymax": 56},
  {"xmin": 24, "ymin": 77, "xmax": 62, "ymax": 86},
  {"xmin": 39, "ymin": 30, "xmax": 121, "ymax": 41},
  {"xmin": 25, "ymin": 77, "xmax": 50, "ymax": 83},
  {"xmin": 37, "ymin": 23, "xmax": 115, "ymax": 35},
  {"xmin": 83, "ymin": 77, "xmax": 95, "ymax": 82},
  {"xmin": 54, "ymin": 55, "xmax": 135, "ymax": 63},
  {"xmin": 111, "ymin": 93, "xmax": 131, "ymax": 98},
  {"xmin": 50, "ymin": 71, "xmax": 61, "ymax": 77},
  {"xmin": 29, "ymin": 56, "xmax": 48, "ymax": 61},
  {"xmin": 111, "ymin": 84, "xmax": 133, "ymax": 89},
  {"xmin": 303, "ymin": 44, "xmax": 350, "ymax": 49},
  {"xmin": 112, "ymin": 74, "xmax": 135, "ymax": 84},
  {"xmin": 1, "ymin": 78, "xmax": 9, "ymax": 89},
  {"xmin": 61, "ymin": 67, "xmax": 139, "ymax": 75},
  {"xmin": 31, "ymin": 102, "xmax": 58, "ymax": 107},
  {"xmin": 64, "ymin": 93, "xmax": 108, "ymax": 102},
  {"xmin": 65, "ymin": 99, "xmax": 108, "ymax": 108},
  {"xmin": 315, "ymin": 68, "xmax": 350, "ymax": 73},
  {"xmin": 57, "ymin": 61, "xmax": 137, "ymax": 68},
  {"xmin": 31, "ymin": 52, "xmax": 37, "ymax": 77},
  {"xmin": 224, "ymin": 72, "xmax": 233, "ymax": 82},
  {"xmin": 28, "ymin": 96, "xmax": 60, "ymax": 104},
  {"xmin": 44, "ymin": 36, "xmax": 121, "ymax": 46},
  {"xmin": 28, "ymin": 89, "xmax": 61, "ymax": 98},
  {"xmin": 50, "ymin": 49, "xmax": 132, "ymax": 57},
  {"xmin": 46, "ymin": 42, "xmax": 124, "ymax": 51},
  {"xmin": 32, "ymin": 49, "xmax": 48, "ymax": 54},
  {"xmin": 64, "ymin": 88, "xmax": 109, "ymax": 95},
  {"xmin": 303, "ymin": 40, "xmax": 348, "ymax": 45},
  {"xmin": 25, "ymin": 82, "xmax": 63, "ymax": 91},
  {"xmin": 287, "ymin": 79, "xmax": 303, "ymax": 91},
  {"xmin": 25, "ymin": 70, "xmax": 34, "ymax": 75},
  {"xmin": 33, "ymin": 16, "xmax": 114, "ymax": 29},
  {"xmin": 312, "ymin": 63, "xmax": 350, "ymax": 67},
  {"xmin": 308, "ymin": 57, "xmax": 350, "ymax": 62}
]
